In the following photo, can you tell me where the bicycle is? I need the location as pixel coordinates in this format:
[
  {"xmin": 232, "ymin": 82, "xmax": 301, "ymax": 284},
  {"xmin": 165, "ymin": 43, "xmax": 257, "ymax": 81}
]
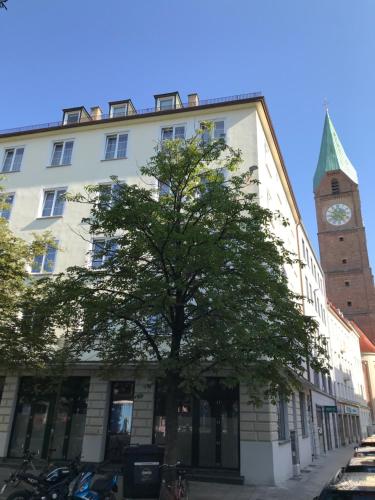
[{"xmin": 158, "ymin": 462, "xmax": 189, "ymax": 500}]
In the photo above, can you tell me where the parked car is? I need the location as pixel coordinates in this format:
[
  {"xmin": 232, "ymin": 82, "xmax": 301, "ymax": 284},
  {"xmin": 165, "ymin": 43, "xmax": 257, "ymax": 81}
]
[
  {"xmin": 345, "ymin": 456, "xmax": 375, "ymax": 473},
  {"xmin": 354, "ymin": 446, "xmax": 375, "ymax": 457},
  {"xmin": 314, "ymin": 468, "xmax": 375, "ymax": 499}
]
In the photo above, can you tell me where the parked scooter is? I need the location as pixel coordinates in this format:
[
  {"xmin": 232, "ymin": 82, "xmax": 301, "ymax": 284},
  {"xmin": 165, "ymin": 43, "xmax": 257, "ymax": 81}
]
[
  {"xmin": 1, "ymin": 452, "xmax": 81, "ymax": 500},
  {"xmin": 70, "ymin": 463, "xmax": 118, "ymax": 500}
]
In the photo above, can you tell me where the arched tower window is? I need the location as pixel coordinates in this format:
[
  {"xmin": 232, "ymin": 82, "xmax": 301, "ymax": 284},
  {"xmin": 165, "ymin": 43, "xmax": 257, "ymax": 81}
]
[{"xmin": 331, "ymin": 178, "xmax": 340, "ymax": 194}]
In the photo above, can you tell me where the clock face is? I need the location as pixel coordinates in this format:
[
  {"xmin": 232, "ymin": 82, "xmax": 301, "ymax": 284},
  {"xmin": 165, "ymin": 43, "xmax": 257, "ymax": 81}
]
[{"xmin": 326, "ymin": 203, "xmax": 352, "ymax": 226}]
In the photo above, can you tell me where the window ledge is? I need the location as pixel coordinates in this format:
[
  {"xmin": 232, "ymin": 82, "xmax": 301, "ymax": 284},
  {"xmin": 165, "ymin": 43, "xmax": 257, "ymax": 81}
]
[
  {"xmin": 46, "ymin": 163, "xmax": 71, "ymax": 168},
  {"xmin": 36, "ymin": 216, "xmax": 64, "ymax": 220},
  {"xmin": 302, "ymin": 435, "xmax": 309, "ymax": 439},
  {"xmin": 101, "ymin": 157, "xmax": 128, "ymax": 162},
  {"xmin": 278, "ymin": 439, "xmax": 291, "ymax": 445},
  {"xmin": 1, "ymin": 170, "xmax": 21, "ymax": 174}
]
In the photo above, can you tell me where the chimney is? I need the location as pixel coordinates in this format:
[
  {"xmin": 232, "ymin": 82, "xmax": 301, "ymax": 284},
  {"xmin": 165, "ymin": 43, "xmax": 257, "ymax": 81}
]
[
  {"xmin": 90, "ymin": 106, "xmax": 103, "ymax": 120},
  {"xmin": 188, "ymin": 93, "xmax": 199, "ymax": 107}
]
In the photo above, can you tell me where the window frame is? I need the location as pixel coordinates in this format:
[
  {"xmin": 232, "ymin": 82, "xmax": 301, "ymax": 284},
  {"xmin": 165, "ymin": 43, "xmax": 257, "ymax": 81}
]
[
  {"xmin": 40, "ymin": 187, "xmax": 67, "ymax": 218},
  {"xmin": 110, "ymin": 103, "xmax": 128, "ymax": 118},
  {"xmin": 103, "ymin": 132, "xmax": 129, "ymax": 161},
  {"xmin": 160, "ymin": 123, "xmax": 186, "ymax": 141},
  {"xmin": 2, "ymin": 146, "xmax": 25, "ymax": 173},
  {"xmin": 98, "ymin": 182, "xmax": 125, "ymax": 209},
  {"xmin": 0, "ymin": 192, "xmax": 15, "ymax": 220},
  {"xmin": 157, "ymin": 96, "xmax": 175, "ymax": 111},
  {"xmin": 31, "ymin": 241, "xmax": 58, "ymax": 274},
  {"xmin": 199, "ymin": 119, "xmax": 226, "ymax": 144},
  {"xmin": 49, "ymin": 140, "xmax": 74, "ymax": 167},
  {"xmin": 63, "ymin": 111, "xmax": 81, "ymax": 125},
  {"xmin": 91, "ymin": 238, "xmax": 118, "ymax": 269}
]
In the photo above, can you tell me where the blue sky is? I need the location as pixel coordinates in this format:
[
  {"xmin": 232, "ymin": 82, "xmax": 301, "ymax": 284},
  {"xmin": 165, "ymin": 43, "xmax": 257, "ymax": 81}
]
[{"xmin": 1, "ymin": 0, "xmax": 374, "ymax": 266}]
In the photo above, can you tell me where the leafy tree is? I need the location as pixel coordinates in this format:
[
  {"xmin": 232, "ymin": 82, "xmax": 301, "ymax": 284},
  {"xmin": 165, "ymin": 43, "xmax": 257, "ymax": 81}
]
[
  {"xmin": 29, "ymin": 128, "xmax": 328, "ymax": 470},
  {"xmin": 0, "ymin": 185, "xmax": 55, "ymax": 368}
]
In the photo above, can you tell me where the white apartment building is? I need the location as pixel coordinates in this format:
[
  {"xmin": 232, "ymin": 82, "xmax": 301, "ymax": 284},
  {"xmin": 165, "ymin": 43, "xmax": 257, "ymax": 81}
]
[{"xmin": 0, "ymin": 91, "xmax": 371, "ymax": 485}]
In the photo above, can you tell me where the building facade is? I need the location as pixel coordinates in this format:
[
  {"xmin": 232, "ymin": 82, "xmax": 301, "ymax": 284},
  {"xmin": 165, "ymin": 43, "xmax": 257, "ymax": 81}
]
[{"xmin": 0, "ymin": 92, "xmax": 371, "ymax": 485}]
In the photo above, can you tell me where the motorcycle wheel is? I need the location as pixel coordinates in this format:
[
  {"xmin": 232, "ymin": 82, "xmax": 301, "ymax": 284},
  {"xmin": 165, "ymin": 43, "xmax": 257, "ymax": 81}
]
[{"xmin": 5, "ymin": 490, "xmax": 32, "ymax": 500}]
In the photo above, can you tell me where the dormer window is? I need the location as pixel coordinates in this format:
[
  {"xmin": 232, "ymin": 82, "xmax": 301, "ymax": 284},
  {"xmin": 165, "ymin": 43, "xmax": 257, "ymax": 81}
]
[
  {"xmin": 110, "ymin": 104, "xmax": 127, "ymax": 118},
  {"xmin": 155, "ymin": 92, "xmax": 182, "ymax": 112},
  {"xmin": 64, "ymin": 111, "xmax": 80, "ymax": 125},
  {"xmin": 159, "ymin": 97, "xmax": 174, "ymax": 111},
  {"xmin": 62, "ymin": 107, "xmax": 90, "ymax": 125}
]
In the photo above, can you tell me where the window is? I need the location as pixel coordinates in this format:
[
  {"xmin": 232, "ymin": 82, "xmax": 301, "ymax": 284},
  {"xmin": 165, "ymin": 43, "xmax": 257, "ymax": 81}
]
[
  {"xmin": 331, "ymin": 178, "xmax": 340, "ymax": 194},
  {"xmin": 98, "ymin": 183, "xmax": 124, "ymax": 209},
  {"xmin": 306, "ymin": 248, "xmax": 310, "ymax": 267},
  {"xmin": 50, "ymin": 141, "xmax": 74, "ymax": 166},
  {"xmin": 277, "ymin": 396, "xmax": 289, "ymax": 441},
  {"xmin": 91, "ymin": 239, "xmax": 118, "ymax": 269},
  {"xmin": 299, "ymin": 392, "xmax": 308, "ymax": 437},
  {"xmin": 64, "ymin": 111, "xmax": 80, "ymax": 125},
  {"xmin": 0, "ymin": 193, "xmax": 14, "ymax": 220},
  {"xmin": 302, "ymin": 239, "xmax": 306, "ymax": 259},
  {"xmin": 110, "ymin": 104, "xmax": 127, "ymax": 118},
  {"xmin": 305, "ymin": 277, "xmax": 309, "ymax": 300},
  {"xmin": 2, "ymin": 147, "xmax": 24, "ymax": 172},
  {"xmin": 158, "ymin": 180, "xmax": 171, "ymax": 197},
  {"xmin": 313, "ymin": 370, "xmax": 320, "ymax": 388},
  {"xmin": 339, "ymin": 236, "xmax": 344, "ymax": 242},
  {"xmin": 41, "ymin": 189, "xmax": 66, "ymax": 217},
  {"xmin": 31, "ymin": 242, "xmax": 58, "ymax": 274},
  {"xmin": 328, "ymin": 376, "xmax": 333, "ymax": 395},
  {"xmin": 345, "ymin": 281, "xmax": 350, "ymax": 287},
  {"xmin": 200, "ymin": 120, "xmax": 225, "ymax": 144},
  {"xmin": 104, "ymin": 133, "xmax": 128, "ymax": 160},
  {"xmin": 161, "ymin": 125, "xmax": 185, "ymax": 141},
  {"xmin": 322, "ymin": 374, "xmax": 327, "ymax": 392},
  {"xmin": 347, "ymin": 301, "xmax": 352, "ymax": 307},
  {"xmin": 158, "ymin": 97, "xmax": 174, "ymax": 111},
  {"xmin": 342, "ymin": 259, "xmax": 347, "ymax": 264}
]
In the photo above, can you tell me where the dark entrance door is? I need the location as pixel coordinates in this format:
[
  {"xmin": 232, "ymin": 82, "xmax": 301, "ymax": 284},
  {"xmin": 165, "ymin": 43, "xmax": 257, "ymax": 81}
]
[
  {"xmin": 154, "ymin": 378, "xmax": 239, "ymax": 469},
  {"xmin": 8, "ymin": 377, "xmax": 90, "ymax": 460}
]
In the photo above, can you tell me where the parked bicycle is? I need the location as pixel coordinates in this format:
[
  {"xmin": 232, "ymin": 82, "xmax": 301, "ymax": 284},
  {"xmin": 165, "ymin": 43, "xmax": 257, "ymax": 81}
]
[{"xmin": 158, "ymin": 462, "xmax": 189, "ymax": 500}]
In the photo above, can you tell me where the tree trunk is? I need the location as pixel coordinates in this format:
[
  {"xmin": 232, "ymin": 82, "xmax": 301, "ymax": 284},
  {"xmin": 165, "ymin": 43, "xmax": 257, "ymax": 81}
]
[{"xmin": 164, "ymin": 373, "xmax": 179, "ymax": 466}]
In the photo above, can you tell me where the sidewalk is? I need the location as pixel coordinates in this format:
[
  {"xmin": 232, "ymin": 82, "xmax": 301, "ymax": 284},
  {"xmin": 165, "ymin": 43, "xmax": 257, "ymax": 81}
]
[
  {"xmin": 189, "ymin": 445, "xmax": 354, "ymax": 500},
  {"xmin": 0, "ymin": 446, "xmax": 354, "ymax": 499}
]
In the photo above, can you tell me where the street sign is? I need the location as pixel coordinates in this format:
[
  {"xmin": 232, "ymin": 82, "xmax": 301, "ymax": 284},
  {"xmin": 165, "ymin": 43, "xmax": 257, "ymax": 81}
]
[{"xmin": 324, "ymin": 406, "xmax": 338, "ymax": 413}]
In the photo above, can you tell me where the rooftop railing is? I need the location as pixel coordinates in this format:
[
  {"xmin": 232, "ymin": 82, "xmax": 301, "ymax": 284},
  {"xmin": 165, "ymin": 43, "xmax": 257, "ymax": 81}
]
[{"xmin": 0, "ymin": 91, "xmax": 262, "ymax": 136}]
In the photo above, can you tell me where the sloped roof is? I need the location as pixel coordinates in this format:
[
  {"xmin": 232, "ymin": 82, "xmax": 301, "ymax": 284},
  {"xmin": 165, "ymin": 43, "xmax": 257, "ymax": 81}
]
[
  {"xmin": 351, "ymin": 321, "xmax": 375, "ymax": 353},
  {"xmin": 314, "ymin": 111, "xmax": 358, "ymax": 191}
]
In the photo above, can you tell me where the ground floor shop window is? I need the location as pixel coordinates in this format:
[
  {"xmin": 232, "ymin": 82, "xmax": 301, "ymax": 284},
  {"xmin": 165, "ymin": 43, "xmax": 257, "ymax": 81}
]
[
  {"xmin": 105, "ymin": 381, "xmax": 134, "ymax": 462},
  {"xmin": 8, "ymin": 376, "xmax": 90, "ymax": 460},
  {"xmin": 153, "ymin": 378, "xmax": 239, "ymax": 469}
]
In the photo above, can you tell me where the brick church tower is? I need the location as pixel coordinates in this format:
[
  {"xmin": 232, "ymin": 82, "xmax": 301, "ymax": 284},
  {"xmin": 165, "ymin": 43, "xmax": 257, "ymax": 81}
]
[{"xmin": 314, "ymin": 111, "xmax": 375, "ymax": 341}]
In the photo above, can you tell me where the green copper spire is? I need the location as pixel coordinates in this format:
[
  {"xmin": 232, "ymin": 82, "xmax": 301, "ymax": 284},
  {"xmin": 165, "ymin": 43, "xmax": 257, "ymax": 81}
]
[{"xmin": 313, "ymin": 111, "xmax": 358, "ymax": 191}]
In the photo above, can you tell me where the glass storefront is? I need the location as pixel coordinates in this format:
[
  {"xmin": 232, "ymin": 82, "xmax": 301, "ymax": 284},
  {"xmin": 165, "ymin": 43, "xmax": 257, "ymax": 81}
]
[
  {"xmin": 153, "ymin": 378, "xmax": 239, "ymax": 469},
  {"xmin": 8, "ymin": 377, "xmax": 90, "ymax": 460},
  {"xmin": 105, "ymin": 381, "xmax": 134, "ymax": 462}
]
